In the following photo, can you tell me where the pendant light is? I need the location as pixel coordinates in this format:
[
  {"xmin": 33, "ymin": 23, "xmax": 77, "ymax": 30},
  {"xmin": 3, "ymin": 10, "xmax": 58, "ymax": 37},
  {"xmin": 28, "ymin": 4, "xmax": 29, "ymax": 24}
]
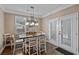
[{"xmin": 25, "ymin": 6, "xmax": 38, "ymax": 27}]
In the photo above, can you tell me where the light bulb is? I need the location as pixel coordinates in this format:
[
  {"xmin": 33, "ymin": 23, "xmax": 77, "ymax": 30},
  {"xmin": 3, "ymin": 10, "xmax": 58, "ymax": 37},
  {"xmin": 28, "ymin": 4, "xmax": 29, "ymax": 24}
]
[
  {"xmin": 30, "ymin": 22, "xmax": 34, "ymax": 25},
  {"xmin": 35, "ymin": 23, "xmax": 38, "ymax": 26},
  {"xmin": 25, "ymin": 22, "xmax": 29, "ymax": 25}
]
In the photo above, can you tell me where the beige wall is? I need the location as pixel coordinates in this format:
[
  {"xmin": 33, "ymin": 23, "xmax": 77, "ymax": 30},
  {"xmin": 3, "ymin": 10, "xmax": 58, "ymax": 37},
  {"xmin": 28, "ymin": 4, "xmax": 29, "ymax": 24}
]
[
  {"xmin": 0, "ymin": 9, "xmax": 4, "ymax": 52},
  {"xmin": 4, "ymin": 13, "xmax": 42, "ymax": 34},
  {"xmin": 42, "ymin": 4, "xmax": 79, "ymax": 35},
  {"xmin": 4, "ymin": 13, "xmax": 15, "ymax": 34}
]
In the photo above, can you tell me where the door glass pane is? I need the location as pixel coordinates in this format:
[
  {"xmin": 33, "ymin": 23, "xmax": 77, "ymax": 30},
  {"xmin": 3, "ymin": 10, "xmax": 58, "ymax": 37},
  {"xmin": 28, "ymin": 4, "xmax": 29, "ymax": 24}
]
[
  {"xmin": 50, "ymin": 20, "xmax": 56, "ymax": 41},
  {"xmin": 61, "ymin": 18, "xmax": 71, "ymax": 47},
  {"xmin": 52, "ymin": 20, "xmax": 57, "ymax": 41}
]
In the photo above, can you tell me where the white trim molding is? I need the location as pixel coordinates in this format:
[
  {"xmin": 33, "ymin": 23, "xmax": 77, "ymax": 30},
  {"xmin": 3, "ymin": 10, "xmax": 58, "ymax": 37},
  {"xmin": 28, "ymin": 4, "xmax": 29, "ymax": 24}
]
[
  {"xmin": 0, "ymin": 4, "xmax": 74, "ymax": 18},
  {"xmin": 42, "ymin": 5, "xmax": 74, "ymax": 18}
]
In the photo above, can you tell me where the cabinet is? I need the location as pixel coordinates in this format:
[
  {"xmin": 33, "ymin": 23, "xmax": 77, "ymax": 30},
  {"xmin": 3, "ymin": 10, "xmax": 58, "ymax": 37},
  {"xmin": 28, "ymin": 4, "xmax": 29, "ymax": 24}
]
[{"xmin": 49, "ymin": 12, "xmax": 79, "ymax": 54}]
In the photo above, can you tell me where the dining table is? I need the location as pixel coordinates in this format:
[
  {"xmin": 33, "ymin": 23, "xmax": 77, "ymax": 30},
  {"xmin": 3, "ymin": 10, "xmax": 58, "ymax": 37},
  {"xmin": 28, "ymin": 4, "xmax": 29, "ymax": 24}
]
[
  {"xmin": 18, "ymin": 32, "xmax": 46, "ymax": 42},
  {"xmin": 17, "ymin": 32, "xmax": 47, "ymax": 54}
]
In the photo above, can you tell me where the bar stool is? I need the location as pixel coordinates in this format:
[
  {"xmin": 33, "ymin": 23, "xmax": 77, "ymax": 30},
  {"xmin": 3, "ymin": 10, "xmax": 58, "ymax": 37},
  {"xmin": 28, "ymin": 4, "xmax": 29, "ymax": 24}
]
[
  {"xmin": 12, "ymin": 34, "xmax": 24, "ymax": 55},
  {"xmin": 3, "ymin": 33, "xmax": 13, "ymax": 49},
  {"xmin": 38, "ymin": 35, "xmax": 47, "ymax": 55},
  {"xmin": 25, "ymin": 36, "xmax": 38, "ymax": 55}
]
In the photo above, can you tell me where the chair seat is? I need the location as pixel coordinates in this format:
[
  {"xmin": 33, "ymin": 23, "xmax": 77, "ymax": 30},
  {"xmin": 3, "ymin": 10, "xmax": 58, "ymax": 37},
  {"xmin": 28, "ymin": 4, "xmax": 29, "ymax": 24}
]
[
  {"xmin": 15, "ymin": 39, "xmax": 23, "ymax": 43},
  {"xmin": 15, "ymin": 44, "xmax": 23, "ymax": 48},
  {"xmin": 6, "ymin": 37, "xmax": 13, "ymax": 41},
  {"xmin": 25, "ymin": 43, "xmax": 37, "ymax": 47}
]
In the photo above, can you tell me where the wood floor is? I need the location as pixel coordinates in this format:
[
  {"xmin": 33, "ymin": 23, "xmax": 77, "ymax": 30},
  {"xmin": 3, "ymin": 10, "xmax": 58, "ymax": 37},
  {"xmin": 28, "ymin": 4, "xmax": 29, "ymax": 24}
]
[{"xmin": 1, "ymin": 43, "xmax": 63, "ymax": 55}]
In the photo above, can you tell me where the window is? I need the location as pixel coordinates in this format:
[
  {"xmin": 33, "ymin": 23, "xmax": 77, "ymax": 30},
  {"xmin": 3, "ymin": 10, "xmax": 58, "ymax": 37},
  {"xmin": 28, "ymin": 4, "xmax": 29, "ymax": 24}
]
[
  {"xmin": 15, "ymin": 16, "xmax": 39, "ymax": 34},
  {"xmin": 15, "ymin": 16, "xmax": 26, "ymax": 34}
]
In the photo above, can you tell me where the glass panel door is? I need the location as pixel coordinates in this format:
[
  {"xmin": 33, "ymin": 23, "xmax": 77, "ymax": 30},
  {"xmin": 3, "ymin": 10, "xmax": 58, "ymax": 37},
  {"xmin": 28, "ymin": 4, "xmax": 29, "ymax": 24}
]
[
  {"xmin": 51, "ymin": 20, "xmax": 57, "ymax": 42},
  {"xmin": 61, "ymin": 16, "xmax": 72, "ymax": 47},
  {"xmin": 49, "ymin": 18, "xmax": 58, "ymax": 46}
]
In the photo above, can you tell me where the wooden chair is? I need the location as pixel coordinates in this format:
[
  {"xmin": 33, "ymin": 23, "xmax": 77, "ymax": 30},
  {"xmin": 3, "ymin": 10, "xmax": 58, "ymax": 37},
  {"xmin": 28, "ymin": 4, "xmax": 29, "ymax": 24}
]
[
  {"xmin": 12, "ymin": 34, "xmax": 24, "ymax": 54},
  {"xmin": 3, "ymin": 33, "xmax": 13, "ymax": 49},
  {"xmin": 25, "ymin": 36, "xmax": 38, "ymax": 55},
  {"xmin": 38, "ymin": 35, "xmax": 47, "ymax": 55}
]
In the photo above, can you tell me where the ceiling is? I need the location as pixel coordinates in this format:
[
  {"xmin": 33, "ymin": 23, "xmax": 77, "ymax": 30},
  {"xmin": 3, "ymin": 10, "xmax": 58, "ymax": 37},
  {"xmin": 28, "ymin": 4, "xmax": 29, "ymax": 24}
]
[{"xmin": 2, "ymin": 4, "xmax": 73, "ymax": 17}]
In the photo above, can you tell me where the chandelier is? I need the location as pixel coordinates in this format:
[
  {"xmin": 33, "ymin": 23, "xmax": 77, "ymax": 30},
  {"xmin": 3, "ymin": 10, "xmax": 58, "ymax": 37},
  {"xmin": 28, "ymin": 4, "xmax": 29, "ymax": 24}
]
[{"xmin": 25, "ymin": 6, "xmax": 38, "ymax": 27}]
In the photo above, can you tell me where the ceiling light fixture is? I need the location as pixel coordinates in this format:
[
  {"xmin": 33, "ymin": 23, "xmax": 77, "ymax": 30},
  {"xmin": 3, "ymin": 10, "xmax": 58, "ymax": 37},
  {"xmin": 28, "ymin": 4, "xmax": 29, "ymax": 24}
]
[{"xmin": 25, "ymin": 6, "xmax": 38, "ymax": 27}]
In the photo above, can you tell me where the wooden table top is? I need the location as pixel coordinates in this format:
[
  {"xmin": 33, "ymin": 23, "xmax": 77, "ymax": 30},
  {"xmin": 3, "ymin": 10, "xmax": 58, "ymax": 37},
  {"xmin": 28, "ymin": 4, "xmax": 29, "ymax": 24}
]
[{"xmin": 19, "ymin": 33, "xmax": 45, "ymax": 39}]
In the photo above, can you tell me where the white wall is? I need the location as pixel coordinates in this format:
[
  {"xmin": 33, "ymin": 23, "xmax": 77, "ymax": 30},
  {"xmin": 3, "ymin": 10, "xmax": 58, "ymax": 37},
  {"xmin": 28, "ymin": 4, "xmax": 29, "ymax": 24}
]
[{"xmin": 0, "ymin": 9, "xmax": 4, "ymax": 54}]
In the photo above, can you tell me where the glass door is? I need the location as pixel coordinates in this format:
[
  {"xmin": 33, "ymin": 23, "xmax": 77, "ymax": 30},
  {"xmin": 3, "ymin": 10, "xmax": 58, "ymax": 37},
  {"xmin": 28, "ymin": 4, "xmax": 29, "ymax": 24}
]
[
  {"xmin": 72, "ymin": 13, "xmax": 78, "ymax": 54},
  {"xmin": 49, "ymin": 18, "xmax": 58, "ymax": 46},
  {"xmin": 49, "ymin": 13, "xmax": 78, "ymax": 54},
  {"xmin": 60, "ymin": 15, "xmax": 73, "ymax": 51}
]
